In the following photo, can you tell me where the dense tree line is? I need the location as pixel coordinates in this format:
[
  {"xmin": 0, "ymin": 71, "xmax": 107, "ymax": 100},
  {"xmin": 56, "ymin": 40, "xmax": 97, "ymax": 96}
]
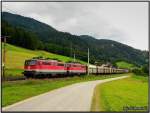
[{"xmin": 2, "ymin": 20, "xmax": 44, "ymax": 50}]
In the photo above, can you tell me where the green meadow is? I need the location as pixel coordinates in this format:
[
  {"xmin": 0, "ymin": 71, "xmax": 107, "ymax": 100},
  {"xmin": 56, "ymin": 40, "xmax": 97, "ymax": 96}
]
[{"xmin": 91, "ymin": 73, "xmax": 148, "ymax": 111}]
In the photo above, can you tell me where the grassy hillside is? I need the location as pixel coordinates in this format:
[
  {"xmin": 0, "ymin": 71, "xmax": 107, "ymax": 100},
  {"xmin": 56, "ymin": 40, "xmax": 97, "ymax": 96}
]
[
  {"xmin": 2, "ymin": 43, "xmax": 87, "ymax": 78},
  {"xmin": 116, "ymin": 61, "xmax": 135, "ymax": 69}
]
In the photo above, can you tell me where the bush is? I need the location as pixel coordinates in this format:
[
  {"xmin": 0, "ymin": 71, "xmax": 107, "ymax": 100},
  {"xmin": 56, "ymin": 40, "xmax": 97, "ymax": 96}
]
[
  {"xmin": 141, "ymin": 64, "xmax": 149, "ymax": 74},
  {"xmin": 132, "ymin": 68, "xmax": 142, "ymax": 75},
  {"xmin": 132, "ymin": 64, "xmax": 149, "ymax": 76}
]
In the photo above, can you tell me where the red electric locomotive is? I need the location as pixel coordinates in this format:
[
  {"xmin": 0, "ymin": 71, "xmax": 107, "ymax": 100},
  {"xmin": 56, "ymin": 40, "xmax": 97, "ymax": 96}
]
[
  {"xmin": 24, "ymin": 59, "xmax": 67, "ymax": 78},
  {"xmin": 66, "ymin": 63, "xmax": 87, "ymax": 75},
  {"xmin": 24, "ymin": 58, "xmax": 87, "ymax": 78}
]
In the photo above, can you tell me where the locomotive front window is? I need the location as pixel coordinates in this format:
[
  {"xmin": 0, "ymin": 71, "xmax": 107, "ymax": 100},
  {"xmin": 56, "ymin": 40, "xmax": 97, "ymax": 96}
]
[
  {"xmin": 43, "ymin": 62, "xmax": 51, "ymax": 65},
  {"xmin": 25, "ymin": 60, "xmax": 37, "ymax": 65}
]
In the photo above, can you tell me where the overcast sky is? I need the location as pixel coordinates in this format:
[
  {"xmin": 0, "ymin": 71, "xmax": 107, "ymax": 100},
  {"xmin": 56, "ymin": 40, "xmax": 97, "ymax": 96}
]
[{"xmin": 2, "ymin": 2, "xmax": 148, "ymax": 50}]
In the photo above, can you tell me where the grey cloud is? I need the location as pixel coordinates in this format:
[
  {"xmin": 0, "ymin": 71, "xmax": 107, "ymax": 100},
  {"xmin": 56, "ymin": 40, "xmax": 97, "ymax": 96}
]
[{"xmin": 2, "ymin": 2, "xmax": 148, "ymax": 50}]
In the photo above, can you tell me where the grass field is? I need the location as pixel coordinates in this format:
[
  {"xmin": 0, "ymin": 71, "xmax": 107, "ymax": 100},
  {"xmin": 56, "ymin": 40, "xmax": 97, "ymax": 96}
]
[
  {"xmin": 91, "ymin": 73, "xmax": 148, "ymax": 111},
  {"xmin": 116, "ymin": 61, "xmax": 135, "ymax": 69},
  {"xmin": 2, "ymin": 43, "xmax": 87, "ymax": 78},
  {"xmin": 2, "ymin": 73, "xmax": 126, "ymax": 107}
]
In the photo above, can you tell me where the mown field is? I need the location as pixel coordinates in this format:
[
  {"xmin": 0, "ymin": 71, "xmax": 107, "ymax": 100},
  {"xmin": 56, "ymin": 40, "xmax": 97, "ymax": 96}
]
[
  {"xmin": 91, "ymin": 73, "xmax": 148, "ymax": 112},
  {"xmin": 2, "ymin": 73, "xmax": 126, "ymax": 107},
  {"xmin": 116, "ymin": 61, "xmax": 135, "ymax": 69},
  {"xmin": 2, "ymin": 43, "xmax": 86, "ymax": 79}
]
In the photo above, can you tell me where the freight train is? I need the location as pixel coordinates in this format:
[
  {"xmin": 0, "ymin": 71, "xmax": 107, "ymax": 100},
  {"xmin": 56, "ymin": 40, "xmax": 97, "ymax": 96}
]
[{"xmin": 23, "ymin": 58, "xmax": 128, "ymax": 78}]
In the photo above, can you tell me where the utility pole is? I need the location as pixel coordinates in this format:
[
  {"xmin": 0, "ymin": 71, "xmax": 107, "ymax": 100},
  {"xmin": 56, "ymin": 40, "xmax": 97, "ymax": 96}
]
[
  {"xmin": 73, "ymin": 53, "xmax": 76, "ymax": 62},
  {"xmin": 87, "ymin": 48, "xmax": 89, "ymax": 75},
  {"xmin": 2, "ymin": 36, "xmax": 9, "ymax": 81},
  {"xmin": 70, "ymin": 42, "xmax": 72, "ymax": 58}
]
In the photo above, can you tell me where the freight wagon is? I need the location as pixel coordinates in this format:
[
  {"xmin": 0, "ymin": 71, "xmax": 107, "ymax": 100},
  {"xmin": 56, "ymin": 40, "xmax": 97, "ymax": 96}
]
[{"xmin": 88, "ymin": 65, "xmax": 127, "ymax": 74}]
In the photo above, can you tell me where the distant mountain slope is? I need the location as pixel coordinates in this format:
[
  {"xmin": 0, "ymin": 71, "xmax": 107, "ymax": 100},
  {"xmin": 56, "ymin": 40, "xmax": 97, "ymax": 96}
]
[
  {"xmin": 2, "ymin": 12, "xmax": 57, "ymax": 41},
  {"xmin": 2, "ymin": 12, "xmax": 149, "ymax": 66}
]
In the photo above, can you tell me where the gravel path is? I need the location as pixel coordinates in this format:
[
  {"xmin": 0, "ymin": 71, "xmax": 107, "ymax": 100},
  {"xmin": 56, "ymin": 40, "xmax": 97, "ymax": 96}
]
[{"xmin": 3, "ymin": 76, "xmax": 129, "ymax": 111}]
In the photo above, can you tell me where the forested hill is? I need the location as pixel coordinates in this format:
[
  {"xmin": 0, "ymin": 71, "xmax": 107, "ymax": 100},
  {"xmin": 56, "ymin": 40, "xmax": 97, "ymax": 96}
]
[{"xmin": 2, "ymin": 12, "xmax": 149, "ymax": 66}]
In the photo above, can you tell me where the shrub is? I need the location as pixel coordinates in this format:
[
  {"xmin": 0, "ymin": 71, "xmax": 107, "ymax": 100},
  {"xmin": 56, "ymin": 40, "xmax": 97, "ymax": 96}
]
[
  {"xmin": 132, "ymin": 68, "xmax": 142, "ymax": 75},
  {"xmin": 132, "ymin": 64, "xmax": 149, "ymax": 76},
  {"xmin": 141, "ymin": 64, "xmax": 149, "ymax": 74}
]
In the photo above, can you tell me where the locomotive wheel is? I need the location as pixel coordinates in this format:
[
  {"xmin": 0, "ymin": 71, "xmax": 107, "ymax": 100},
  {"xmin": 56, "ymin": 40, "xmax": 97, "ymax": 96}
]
[{"xmin": 24, "ymin": 74, "xmax": 32, "ymax": 79}]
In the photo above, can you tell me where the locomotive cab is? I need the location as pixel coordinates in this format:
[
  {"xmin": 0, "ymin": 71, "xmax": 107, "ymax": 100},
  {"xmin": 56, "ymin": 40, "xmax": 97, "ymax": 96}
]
[
  {"xmin": 24, "ymin": 59, "xmax": 67, "ymax": 78},
  {"xmin": 25, "ymin": 60, "xmax": 37, "ymax": 68},
  {"xmin": 24, "ymin": 60, "xmax": 39, "ymax": 77}
]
